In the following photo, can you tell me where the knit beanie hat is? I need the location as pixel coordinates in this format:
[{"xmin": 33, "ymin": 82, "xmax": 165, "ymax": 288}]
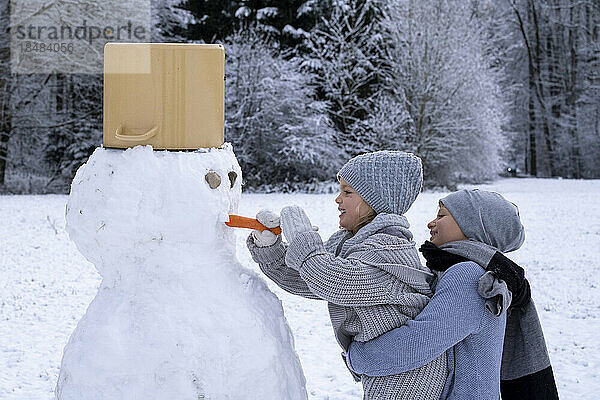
[
  {"xmin": 440, "ymin": 189, "xmax": 525, "ymax": 253},
  {"xmin": 337, "ymin": 151, "xmax": 423, "ymax": 215}
]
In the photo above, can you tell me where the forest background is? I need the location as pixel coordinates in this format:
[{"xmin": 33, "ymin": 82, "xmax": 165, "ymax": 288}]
[{"xmin": 0, "ymin": 0, "xmax": 598, "ymax": 193}]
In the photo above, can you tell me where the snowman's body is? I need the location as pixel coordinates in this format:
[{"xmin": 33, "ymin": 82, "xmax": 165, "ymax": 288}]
[{"xmin": 57, "ymin": 145, "xmax": 307, "ymax": 400}]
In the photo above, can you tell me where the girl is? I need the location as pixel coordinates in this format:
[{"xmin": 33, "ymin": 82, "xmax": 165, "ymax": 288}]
[
  {"xmin": 246, "ymin": 151, "xmax": 448, "ymax": 400},
  {"xmin": 347, "ymin": 189, "xmax": 559, "ymax": 400}
]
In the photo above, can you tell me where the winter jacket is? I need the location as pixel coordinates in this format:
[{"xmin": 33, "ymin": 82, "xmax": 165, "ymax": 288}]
[
  {"xmin": 247, "ymin": 213, "xmax": 448, "ymax": 400},
  {"xmin": 348, "ymin": 261, "xmax": 507, "ymax": 399}
]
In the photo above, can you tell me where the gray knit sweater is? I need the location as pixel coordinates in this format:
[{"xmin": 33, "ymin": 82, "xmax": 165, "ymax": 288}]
[{"xmin": 247, "ymin": 213, "xmax": 448, "ymax": 400}]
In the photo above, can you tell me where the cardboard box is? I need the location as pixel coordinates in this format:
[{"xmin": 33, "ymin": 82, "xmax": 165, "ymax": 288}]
[{"xmin": 103, "ymin": 43, "xmax": 224, "ymax": 149}]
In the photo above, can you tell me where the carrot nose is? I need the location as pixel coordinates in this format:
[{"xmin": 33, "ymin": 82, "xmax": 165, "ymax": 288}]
[{"xmin": 224, "ymin": 215, "xmax": 282, "ymax": 235}]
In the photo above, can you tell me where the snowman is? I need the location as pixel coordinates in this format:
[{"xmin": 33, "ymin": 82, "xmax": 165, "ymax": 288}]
[
  {"xmin": 55, "ymin": 143, "xmax": 308, "ymax": 399},
  {"xmin": 57, "ymin": 42, "xmax": 307, "ymax": 399}
]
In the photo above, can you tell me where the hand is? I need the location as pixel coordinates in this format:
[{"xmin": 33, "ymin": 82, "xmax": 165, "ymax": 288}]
[
  {"xmin": 510, "ymin": 278, "xmax": 531, "ymax": 310},
  {"xmin": 251, "ymin": 229, "xmax": 279, "ymax": 247},
  {"xmin": 256, "ymin": 209, "xmax": 280, "ymax": 229},
  {"xmin": 251, "ymin": 209, "xmax": 280, "ymax": 247},
  {"xmin": 487, "ymin": 252, "xmax": 531, "ymax": 309},
  {"xmin": 280, "ymin": 205, "xmax": 314, "ymax": 243}
]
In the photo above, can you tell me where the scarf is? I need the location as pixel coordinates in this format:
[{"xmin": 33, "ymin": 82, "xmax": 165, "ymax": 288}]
[{"xmin": 420, "ymin": 240, "xmax": 512, "ymax": 315}]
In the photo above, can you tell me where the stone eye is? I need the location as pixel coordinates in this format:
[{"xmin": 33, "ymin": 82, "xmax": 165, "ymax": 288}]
[
  {"xmin": 205, "ymin": 171, "xmax": 221, "ymax": 189},
  {"xmin": 228, "ymin": 171, "xmax": 237, "ymax": 189}
]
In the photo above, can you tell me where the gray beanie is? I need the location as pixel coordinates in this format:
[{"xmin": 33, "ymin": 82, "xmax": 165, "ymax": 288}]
[
  {"xmin": 441, "ymin": 189, "xmax": 525, "ymax": 253},
  {"xmin": 337, "ymin": 151, "xmax": 423, "ymax": 215}
]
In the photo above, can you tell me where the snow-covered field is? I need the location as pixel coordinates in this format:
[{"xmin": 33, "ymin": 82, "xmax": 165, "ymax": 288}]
[{"xmin": 1, "ymin": 177, "xmax": 599, "ymax": 399}]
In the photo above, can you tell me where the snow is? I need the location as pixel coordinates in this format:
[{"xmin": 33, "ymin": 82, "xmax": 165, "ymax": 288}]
[
  {"xmin": 1, "ymin": 176, "xmax": 599, "ymax": 399},
  {"xmin": 234, "ymin": 6, "xmax": 251, "ymax": 19},
  {"xmin": 283, "ymin": 25, "xmax": 309, "ymax": 38},
  {"xmin": 43, "ymin": 145, "xmax": 306, "ymax": 400},
  {"xmin": 257, "ymin": 7, "xmax": 279, "ymax": 21}
]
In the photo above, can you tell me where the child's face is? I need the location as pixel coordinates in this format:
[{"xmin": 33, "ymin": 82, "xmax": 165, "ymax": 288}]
[
  {"xmin": 427, "ymin": 204, "xmax": 467, "ymax": 246},
  {"xmin": 335, "ymin": 178, "xmax": 369, "ymax": 233}
]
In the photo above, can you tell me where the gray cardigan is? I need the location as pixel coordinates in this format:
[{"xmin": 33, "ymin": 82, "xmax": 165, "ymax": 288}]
[{"xmin": 247, "ymin": 213, "xmax": 448, "ymax": 400}]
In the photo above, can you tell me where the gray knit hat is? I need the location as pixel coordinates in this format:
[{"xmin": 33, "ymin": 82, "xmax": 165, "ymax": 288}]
[
  {"xmin": 337, "ymin": 151, "xmax": 423, "ymax": 215},
  {"xmin": 440, "ymin": 189, "xmax": 525, "ymax": 253}
]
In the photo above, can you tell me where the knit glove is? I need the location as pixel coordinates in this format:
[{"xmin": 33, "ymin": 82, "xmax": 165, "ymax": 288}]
[
  {"xmin": 487, "ymin": 252, "xmax": 531, "ymax": 309},
  {"xmin": 250, "ymin": 209, "xmax": 280, "ymax": 247},
  {"xmin": 280, "ymin": 205, "xmax": 314, "ymax": 243}
]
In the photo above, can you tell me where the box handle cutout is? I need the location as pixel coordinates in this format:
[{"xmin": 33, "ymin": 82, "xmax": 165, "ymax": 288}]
[{"xmin": 115, "ymin": 125, "xmax": 159, "ymax": 142}]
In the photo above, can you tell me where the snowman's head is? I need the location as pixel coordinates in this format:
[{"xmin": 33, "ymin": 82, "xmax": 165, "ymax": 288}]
[{"xmin": 66, "ymin": 144, "xmax": 242, "ymax": 280}]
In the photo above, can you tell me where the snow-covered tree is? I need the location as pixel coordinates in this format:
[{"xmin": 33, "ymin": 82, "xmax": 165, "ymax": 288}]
[
  {"xmin": 179, "ymin": 0, "xmax": 238, "ymax": 43},
  {"xmin": 1, "ymin": 0, "xmax": 58, "ymax": 191},
  {"xmin": 180, "ymin": 0, "xmax": 330, "ymax": 48},
  {"xmin": 0, "ymin": 0, "xmax": 12, "ymax": 187},
  {"xmin": 42, "ymin": 74, "xmax": 102, "ymax": 192},
  {"xmin": 376, "ymin": 0, "xmax": 507, "ymax": 186},
  {"xmin": 151, "ymin": 0, "xmax": 194, "ymax": 42},
  {"xmin": 350, "ymin": 92, "xmax": 415, "ymax": 154},
  {"xmin": 225, "ymin": 28, "xmax": 345, "ymax": 189},
  {"xmin": 301, "ymin": 0, "xmax": 387, "ymax": 155}
]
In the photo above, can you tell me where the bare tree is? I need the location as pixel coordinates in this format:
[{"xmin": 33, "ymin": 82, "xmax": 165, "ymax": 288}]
[{"xmin": 502, "ymin": 0, "xmax": 600, "ymax": 178}]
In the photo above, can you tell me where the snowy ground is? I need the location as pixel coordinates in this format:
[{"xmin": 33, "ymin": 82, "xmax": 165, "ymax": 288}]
[{"xmin": 1, "ymin": 177, "xmax": 599, "ymax": 399}]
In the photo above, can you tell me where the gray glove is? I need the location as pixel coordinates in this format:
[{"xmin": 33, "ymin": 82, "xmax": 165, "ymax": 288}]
[
  {"xmin": 280, "ymin": 205, "xmax": 313, "ymax": 243},
  {"xmin": 251, "ymin": 209, "xmax": 280, "ymax": 247}
]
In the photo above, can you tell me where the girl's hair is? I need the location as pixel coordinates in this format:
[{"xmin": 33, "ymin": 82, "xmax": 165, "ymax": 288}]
[{"xmin": 353, "ymin": 199, "xmax": 377, "ymax": 233}]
